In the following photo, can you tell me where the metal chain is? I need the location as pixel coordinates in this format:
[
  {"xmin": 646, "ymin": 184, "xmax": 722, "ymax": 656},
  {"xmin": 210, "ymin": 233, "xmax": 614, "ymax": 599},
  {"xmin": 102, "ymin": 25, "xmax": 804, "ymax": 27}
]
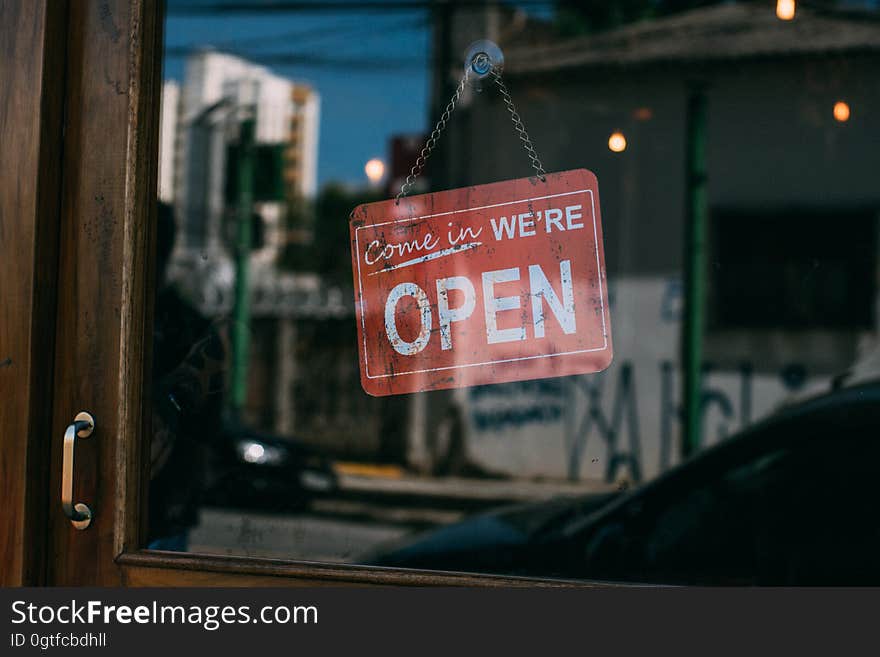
[
  {"xmin": 396, "ymin": 68, "xmax": 471, "ymax": 202},
  {"xmin": 491, "ymin": 69, "xmax": 547, "ymax": 181},
  {"xmin": 396, "ymin": 66, "xmax": 548, "ymax": 201}
]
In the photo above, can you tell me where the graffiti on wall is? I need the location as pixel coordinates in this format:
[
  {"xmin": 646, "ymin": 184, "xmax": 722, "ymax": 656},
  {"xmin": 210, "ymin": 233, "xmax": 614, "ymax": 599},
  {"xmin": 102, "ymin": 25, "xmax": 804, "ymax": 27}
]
[
  {"xmin": 466, "ymin": 359, "xmax": 812, "ymax": 484},
  {"xmin": 461, "ymin": 276, "xmax": 819, "ymax": 484}
]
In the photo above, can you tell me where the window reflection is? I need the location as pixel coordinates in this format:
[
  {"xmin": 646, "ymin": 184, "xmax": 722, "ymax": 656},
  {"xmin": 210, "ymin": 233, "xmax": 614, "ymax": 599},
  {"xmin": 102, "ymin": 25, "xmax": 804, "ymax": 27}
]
[{"xmin": 148, "ymin": 1, "xmax": 880, "ymax": 584}]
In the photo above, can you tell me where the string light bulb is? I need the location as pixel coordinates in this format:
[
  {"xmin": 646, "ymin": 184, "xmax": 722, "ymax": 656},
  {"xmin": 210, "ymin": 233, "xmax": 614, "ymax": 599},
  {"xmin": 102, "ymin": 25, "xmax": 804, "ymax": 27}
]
[
  {"xmin": 776, "ymin": 0, "xmax": 796, "ymax": 21},
  {"xmin": 608, "ymin": 132, "xmax": 627, "ymax": 153},
  {"xmin": 833, "ymin": 101, "xmax": 851, "ymax": 123}
]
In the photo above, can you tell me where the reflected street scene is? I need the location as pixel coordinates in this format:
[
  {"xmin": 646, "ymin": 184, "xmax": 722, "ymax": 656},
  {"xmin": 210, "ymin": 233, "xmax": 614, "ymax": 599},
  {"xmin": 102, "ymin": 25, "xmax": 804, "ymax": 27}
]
[{"xmin": 148, "ymin": 0, "xmax": 880, "ymax": 584}]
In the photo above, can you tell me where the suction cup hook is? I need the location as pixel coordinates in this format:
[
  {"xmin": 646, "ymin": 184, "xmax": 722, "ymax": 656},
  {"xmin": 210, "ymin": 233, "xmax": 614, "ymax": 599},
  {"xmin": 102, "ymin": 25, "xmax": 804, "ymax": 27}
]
[{"xmin": 464, "ymin": 39, "xmax": 504, "ymax": 79}]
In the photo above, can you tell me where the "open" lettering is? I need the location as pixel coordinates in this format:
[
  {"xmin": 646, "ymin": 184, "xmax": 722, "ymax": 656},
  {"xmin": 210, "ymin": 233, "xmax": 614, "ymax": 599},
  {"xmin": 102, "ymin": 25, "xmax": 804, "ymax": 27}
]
[{"xmin": 383, "ymin": 260, "xmax": 576, "ymax": 356}]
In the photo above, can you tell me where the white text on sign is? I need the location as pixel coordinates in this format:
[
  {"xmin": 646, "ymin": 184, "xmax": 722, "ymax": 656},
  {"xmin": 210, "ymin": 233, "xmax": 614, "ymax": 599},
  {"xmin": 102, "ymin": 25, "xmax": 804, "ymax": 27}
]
[
  {"xmin": 384, "ymin": 260, "xmax": 576, "ymax": 355},
  {"xmin": 489, "ymin": 204, "xmax": 585, "ymax": 240}
]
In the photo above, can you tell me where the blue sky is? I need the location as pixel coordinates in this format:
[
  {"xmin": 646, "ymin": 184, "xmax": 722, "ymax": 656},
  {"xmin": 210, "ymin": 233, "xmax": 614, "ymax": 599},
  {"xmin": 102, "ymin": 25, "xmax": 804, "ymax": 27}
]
[{"xmin": 163, "ymin": 8, "xmax": 431, "ymax": 189}]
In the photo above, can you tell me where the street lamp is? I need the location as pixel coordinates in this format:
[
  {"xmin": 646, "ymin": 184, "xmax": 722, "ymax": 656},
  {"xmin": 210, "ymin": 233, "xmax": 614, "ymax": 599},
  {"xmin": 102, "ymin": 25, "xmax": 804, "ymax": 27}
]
[
  {"xmin": 365, "ymin": 158, "xmax": 385, "ymax": 185},
  {"xmin": 833, "ymin": 101, "xmax": 851, "ymax": 123}
]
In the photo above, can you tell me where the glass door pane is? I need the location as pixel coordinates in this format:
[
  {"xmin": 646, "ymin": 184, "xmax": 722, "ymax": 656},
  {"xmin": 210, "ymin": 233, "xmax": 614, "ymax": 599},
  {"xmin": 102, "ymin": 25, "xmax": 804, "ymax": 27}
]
[{"xmin": 146, "ymin": 0, "xmax": 880, "ymax": 585}]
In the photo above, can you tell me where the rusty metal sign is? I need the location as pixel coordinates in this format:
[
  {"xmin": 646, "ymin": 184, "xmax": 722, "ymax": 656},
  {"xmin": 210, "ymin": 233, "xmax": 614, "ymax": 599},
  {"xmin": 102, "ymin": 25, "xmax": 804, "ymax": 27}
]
[{"xmin": 350, "ymin": 169, "xmax": 612, "ymax": 396}]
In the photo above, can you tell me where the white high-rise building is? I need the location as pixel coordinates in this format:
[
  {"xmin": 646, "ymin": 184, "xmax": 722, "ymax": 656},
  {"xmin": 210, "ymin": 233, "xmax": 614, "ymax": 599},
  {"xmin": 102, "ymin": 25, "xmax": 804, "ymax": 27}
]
[
  {"xmin": 166, "ymin": 50, "xmax": 321, "ymax": 283},
  {"xmin": 158, "ymin": 80, "xmax": 179, "ymax": 203}
]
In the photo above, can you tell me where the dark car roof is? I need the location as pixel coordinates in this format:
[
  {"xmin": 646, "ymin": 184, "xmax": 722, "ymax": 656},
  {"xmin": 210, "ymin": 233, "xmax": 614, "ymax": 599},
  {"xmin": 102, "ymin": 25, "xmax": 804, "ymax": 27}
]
[
  {"xmin": 562, "ymin": 381, "xmax": 880, "ymax": 538},
  {"xmin": 366, "ymin": 381, "xmax": 880, "ymax": 572}
]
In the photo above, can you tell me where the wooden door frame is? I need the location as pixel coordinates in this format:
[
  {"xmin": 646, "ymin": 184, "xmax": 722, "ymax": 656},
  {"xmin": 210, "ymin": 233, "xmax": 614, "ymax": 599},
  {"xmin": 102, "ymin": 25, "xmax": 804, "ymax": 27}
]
[
  {"xmin": 40, "ymin": 0, "xmax": 592, "ymax": 587},
  {"xmin": 0, "ymin": 0, "xmax": 68, "ymax": 587}
]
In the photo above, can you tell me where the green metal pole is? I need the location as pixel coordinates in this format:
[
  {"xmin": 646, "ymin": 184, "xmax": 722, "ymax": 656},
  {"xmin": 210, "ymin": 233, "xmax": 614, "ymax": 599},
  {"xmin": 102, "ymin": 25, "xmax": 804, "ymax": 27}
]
[
  {"xmin": 682, "ymin": 88, "xmax": 708, "ymax": 460},
  {"xmin": 230, "ymin": 114, "xmax": 256, "ymax": 419}
]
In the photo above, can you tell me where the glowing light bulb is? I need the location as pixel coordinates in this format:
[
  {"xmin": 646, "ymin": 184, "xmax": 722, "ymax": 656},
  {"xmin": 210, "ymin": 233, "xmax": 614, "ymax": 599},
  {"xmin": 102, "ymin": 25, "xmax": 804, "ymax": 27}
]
[
  {"xmin": 833, "ymin": 101, "xmax": 850, "ymax": 123},
  {"xmin": 776, "ymin": 0, "xmax": 795, "ymax": 21},
  {"xmin": 608, "ymin": 132, "xmax": 627, "ymax": 153},
  {"xmin": 365, "ymin": 158, "xmax": 385, "ymax": 183}
]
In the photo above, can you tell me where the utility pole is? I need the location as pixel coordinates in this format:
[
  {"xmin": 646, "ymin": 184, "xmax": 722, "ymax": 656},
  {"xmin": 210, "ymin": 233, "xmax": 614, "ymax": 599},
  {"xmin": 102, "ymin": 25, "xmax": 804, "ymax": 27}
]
[
  {"xmin": 682, "ymin": 87, "xmax": 708, "ymax": 460},
  {"xmin": 230, "ymin": 112, "xmax": 256, "ymax": 420},
  {"xmin": 432, "ymin": 0, "xmax": 454, "ymax": 191}
]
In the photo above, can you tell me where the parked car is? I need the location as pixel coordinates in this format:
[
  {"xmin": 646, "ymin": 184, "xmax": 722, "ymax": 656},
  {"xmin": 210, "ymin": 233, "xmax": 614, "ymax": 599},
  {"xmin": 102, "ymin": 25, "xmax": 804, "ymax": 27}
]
[
  {"xmin": 366, "ymin": 383, "xmax": 880, "ymax": 584},
  {"xmin": 204, "ymin": 425, "xmax": 338, "ymax": 511}
]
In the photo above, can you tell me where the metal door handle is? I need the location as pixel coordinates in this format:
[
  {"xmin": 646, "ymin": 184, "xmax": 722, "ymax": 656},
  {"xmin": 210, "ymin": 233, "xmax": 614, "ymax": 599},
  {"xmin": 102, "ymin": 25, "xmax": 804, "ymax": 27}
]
[{"xmin": 62, "ymin": 411, "xmax": 94, "ymax": 530}]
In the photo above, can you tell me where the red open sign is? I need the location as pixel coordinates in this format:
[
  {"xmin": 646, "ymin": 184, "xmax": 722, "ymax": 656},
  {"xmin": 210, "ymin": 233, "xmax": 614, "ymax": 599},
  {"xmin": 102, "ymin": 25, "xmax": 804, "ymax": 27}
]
[{"xmin": 350, "ymin": 169, "xmax": 612, "ymax": 396}]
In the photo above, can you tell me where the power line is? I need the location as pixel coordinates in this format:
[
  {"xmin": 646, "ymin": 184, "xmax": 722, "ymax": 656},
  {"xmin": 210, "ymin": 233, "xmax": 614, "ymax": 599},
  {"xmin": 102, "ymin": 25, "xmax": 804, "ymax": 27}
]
[
  {"xmin": 164, "ymin": 10, "xmax": 433, "ymax": 72},
  {"xmin": 163, "ymin": 47, "xmax": 428, "ymax": 70},
  {"xmin": 167, "ymin": 0, "xmax": 556, "ymax": 15},
  {"xmin": 167, "ymin": 15, "xmax": 427, "ymax": 51}
]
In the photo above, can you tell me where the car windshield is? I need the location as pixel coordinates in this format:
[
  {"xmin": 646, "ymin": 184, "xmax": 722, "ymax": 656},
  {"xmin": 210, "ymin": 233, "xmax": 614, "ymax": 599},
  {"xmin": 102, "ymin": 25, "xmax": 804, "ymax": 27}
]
[{"xmin": 146, "ymin": 0, "xmax": 880, "ymax": 585}]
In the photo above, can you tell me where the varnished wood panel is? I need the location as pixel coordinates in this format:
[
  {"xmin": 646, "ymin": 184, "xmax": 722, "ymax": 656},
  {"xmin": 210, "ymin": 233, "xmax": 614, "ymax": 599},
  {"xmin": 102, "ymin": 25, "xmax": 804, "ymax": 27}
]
[
  {"xmin": 0, "ymin": 0, "xmax": 68, "ymax": 586},
  {"xmin": 117, "ymin": 552, "xmax": 594, "ymax": 588},
  {"xmin": 47, "ymin": 0, "xmax": 163, "ymax": 586}
]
